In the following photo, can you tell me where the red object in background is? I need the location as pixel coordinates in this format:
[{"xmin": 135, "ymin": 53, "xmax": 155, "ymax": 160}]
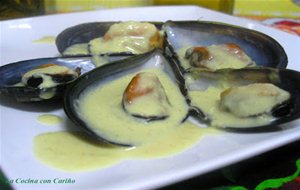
[
  {"xmin": 271, "ymin": 20, "xmax": 300, "ymax": 36},
  {"xmin": 295, "ymin": 176, "xmax": 300, "ymax": 182},
  {"xmin": 276, "ymin": 179, "xmax": 300, "ymax": 190}
]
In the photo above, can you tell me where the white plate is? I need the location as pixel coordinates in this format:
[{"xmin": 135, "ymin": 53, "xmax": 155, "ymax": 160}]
[{"xmin": 1, "ymin": 6, "xmax": 300, "ymax": 190}]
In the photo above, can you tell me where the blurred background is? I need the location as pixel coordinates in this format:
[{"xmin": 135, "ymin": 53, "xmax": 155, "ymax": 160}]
[
  {"xmin": 1, "ymin": 0, "xmax": 299, "ymax": 35},
  {"xmin": 0, "ymin": 0, "xmax": 299, "ymax": 20}
]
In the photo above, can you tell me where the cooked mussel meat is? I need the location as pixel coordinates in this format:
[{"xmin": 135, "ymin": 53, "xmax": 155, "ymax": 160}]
[
  {"xmin": 186, "ymin": 68, "xmax": 300, "ymax": 130},
  {"xmin": 89, "ymin": 21, "xmax": 163, "ymax": 55},
  {"xmin": 163, "ymin": 21, "xmax": 288, "ymax": 70},
  {"xmin": 0, "ymin": 56, "xmax": 96, "ymax": 102},
  {"xmin": 20, "ymin": 63, "xmax": 80, "ymax": 88},
  {"xmin": 122, "ymin": 72, "xmax": 171, "ymax": 121},
  {"xmin": 64, "ymin": 50, "xmax": 189, "ymax": 146},
  {"xmin": 57, "ymin": 21, "xmax": 163, "ymax": 56},
  {"xmin": 220, "ymin": 83, "xmax": 290, "ymax": 117},
  {"xmin": 185, "ymin": 43, "xmax": 256, "ymax": 71}
]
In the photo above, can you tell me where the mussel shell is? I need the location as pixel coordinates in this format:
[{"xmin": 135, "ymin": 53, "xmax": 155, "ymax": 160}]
[
  {"xmin": 56, "ymin": 21, "xmax": 164, "ymax": 55},
  {"xmin": 63, "ymin": 49, "xmax": 187, "ymax": 146},
  {"xmin": 163, "ymin": 21, "xmax": 288, "ymax": 69},
  {"xmin": 0, "ymin": 53, "xmax": 135, "ymax": 102},
  {"xmin": 0, "ymin": 56, "xmax": 95, "ymax": 102},
  {"xmin": 186, "ymin": 67, "xmax": 300, "ymax": 130}
]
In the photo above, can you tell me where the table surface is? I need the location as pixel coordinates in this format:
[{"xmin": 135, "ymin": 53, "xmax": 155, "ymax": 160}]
[{"xmin": 160, "ymin": 139, "xmax": 300, "ymax": 190}]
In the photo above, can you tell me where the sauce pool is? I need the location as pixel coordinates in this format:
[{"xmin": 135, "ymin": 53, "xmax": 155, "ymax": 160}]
[
  {"xmin": 34, "ymin": 122, "xmax": 217, "ymax": 171},
  {"xmin": 37, "ymin": 114, "xmax": 63, "ymax": 125}
]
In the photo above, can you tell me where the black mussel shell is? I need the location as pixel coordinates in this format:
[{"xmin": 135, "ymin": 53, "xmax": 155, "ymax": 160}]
[
  {"xmin": 56, "ymin": 21, "xmax": 164, "ymax": 55},
  {"xmin": 0, "ymin": 53, "xmax": 134, "ymax": 102},
  {"xmin": 163, "ymin": 21, "xmax": 288, "ymax": 70},
  {"xmin": 186, "ymin": 67, "xmax": 300, "ymax": 131},
  {"xmin": 63, "ymin": 49, "xmax": 188, "ymax": 146},
  {"xmin": 0, "ymin": 56, "xmax": 95, "ymax": 102}
]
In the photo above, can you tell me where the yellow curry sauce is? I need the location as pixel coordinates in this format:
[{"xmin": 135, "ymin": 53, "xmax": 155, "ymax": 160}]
[
  {"xmin": 63, "ymin": 21, "xmax": 162, "ymax": 56},
  {"xmin": 34, "ymin": 123, "xmax": 215, "ymax": 171},
  {"xmin": 189, "ymin": 86, "xmax": 275, "ymax": 128},
  {"xmin": 76, "ymin": 68, "xmax": 189, "ymax": 146},
  {"xmin": 33, "ymin": 68, "xmax": 218, "ymax": 171},
  {"xmin": 37, "ymin": 114, "xmax": 64, "ymax": 126},
  {"xmin": 177, "ymin": 45, "xmax": 255, "ymax": 71}
]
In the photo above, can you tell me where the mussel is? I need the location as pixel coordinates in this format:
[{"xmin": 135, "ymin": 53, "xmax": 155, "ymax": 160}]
[
  {"xmin": 63, "ymin": 49, "xmax": 189, "ymax": 146},
  {"xmin": 0, "ymin": 56, "xmax": 96, "ymax": 102},
  {"xmin": 122, "ymin": 72, "xmax": 171, "ymax": 122},
  {"xmin": 184, "ymin": 43, "xmax": 256, "ymax": 71},
  {"xmin": 2, "ymin": 19, "xmax": 294, "ymax": 147},
  {"xmin": 163, "ymin": 21, "xmax": 288, "ymax": 71},
  {"xmin": 56, "ymin": 21, "xmax": 164, "ymax": 56},
  {"xmin": 56, "ymin": 20, "xmax": 287, "ymax": 71},
  {"xmin": 186, "ymin": 67, "xmax": 300, "ymax": 130},
  {"xmin": 0, "ymin": 54, "xmax": 134, "ymax": 102},
  {"xmin": 63, "ymin": 51, "xmax": 300, "ymax": 147},
  {"xmin": 219, "ymin": 83, "xmax": 290, "ymax": 118}
]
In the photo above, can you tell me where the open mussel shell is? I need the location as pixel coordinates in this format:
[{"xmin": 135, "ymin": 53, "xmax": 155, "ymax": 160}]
[
  {"xmin": 163, "ymin": 21, "xmax": 288, "ymax": 70},
  {"xmin": 63, "ymin": 49, "xmax": 188, "ymax": 146},
  {"xmin": 56, "ymin": 21, "xmax": 163, "ymax": 56},
  {"xmin": 0, "ymin": 56, "xmax": 96, "ymax": 102},
  {"xmin": 0, "ymin": 53, "xmax": 133, "ymax": 102},
  {"xmin": 56, "ymin": 22, "xmax": 117, "ymax": 55},
  {"xmin": 186, "ymin": 67, "xmax": 300, "ymax": 131}
]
